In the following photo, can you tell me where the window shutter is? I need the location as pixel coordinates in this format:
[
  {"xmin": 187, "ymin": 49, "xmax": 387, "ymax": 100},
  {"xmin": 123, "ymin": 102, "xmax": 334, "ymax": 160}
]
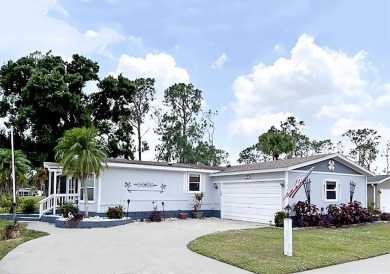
[
  {"xmin": 338, "ymin": 180, "xmax": 341, "ymax": 202},
  {"xmin": 322, "ymin": 180, "xmax": 325, "ymax": 201}
]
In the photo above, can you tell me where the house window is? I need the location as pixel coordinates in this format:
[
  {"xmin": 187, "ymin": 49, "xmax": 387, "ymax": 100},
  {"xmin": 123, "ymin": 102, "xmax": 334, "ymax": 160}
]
[
  {"xmin": 188, "ymin": 174, "xmax": 201, "ymax": 192},
  {"xmin": 80, "ymin": 176, "xmax": 94, "ymax": 202},
  {"xmin": 324, "ymin": 180, "xmax": 339, "ymax": 201}
]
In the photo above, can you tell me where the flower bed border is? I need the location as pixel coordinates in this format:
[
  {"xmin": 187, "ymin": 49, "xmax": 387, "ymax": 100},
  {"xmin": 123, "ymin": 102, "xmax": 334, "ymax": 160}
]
[{"xmin": 55, "ymin": 217, "xmax": 132, "ymax": 228}]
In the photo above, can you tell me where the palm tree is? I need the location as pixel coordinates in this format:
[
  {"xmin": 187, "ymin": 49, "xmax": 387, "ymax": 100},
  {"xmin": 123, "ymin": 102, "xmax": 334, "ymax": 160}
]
[
  {"xmin": 54, "ymin": 127, "xmax": 108, "ymax": 217},
  {"xmin": 0, "ymin": 149, "xmax": 31, "ymax": 195},
  {"xmin": 258, "ymin": 129, "xmax": 295, "ymax": 161},
  {"xmin": 31, "ymin": 167, "xmax": 48, "ymax": 195}
]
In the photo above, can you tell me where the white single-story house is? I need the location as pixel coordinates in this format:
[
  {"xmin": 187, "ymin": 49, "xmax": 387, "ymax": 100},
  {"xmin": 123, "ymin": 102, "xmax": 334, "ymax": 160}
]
[
  {"xmin": 367, "ymin": 175, "xmax": 390, "ymax": 213},
  {"xmin": 40, "ymin": 153, "xmax": 374, "ymax": 224}
]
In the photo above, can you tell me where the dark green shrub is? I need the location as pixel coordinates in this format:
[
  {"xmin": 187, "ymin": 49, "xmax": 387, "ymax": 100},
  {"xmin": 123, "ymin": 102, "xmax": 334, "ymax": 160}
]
[
  {"xmin": 106, "ymin": 206, "xmax": 124, "ymax": 219},
  {"xmin": 22, "ymin": 199, "xmax": 36, "ymax": 214},
  {"xmin": 0, "ymin": 194, "xmax": 22, "ymax": 213},
  {"xmin": 274, "ymin": 211, "xmax": 287, "ymax": 227},
  {"xmin": 59, "ymin": 202, "xmax": 79, "ymax": 218}
]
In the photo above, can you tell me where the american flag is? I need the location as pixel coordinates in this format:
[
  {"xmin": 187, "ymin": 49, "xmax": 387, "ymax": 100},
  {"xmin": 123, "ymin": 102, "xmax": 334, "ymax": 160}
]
[{"xmin": 283, "ymin": 166, "xmax": 314, "ymax": 199}]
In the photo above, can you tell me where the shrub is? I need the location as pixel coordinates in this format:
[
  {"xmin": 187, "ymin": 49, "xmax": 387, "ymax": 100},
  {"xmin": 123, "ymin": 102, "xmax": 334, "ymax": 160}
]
[
  {"xmin": 22, "ymin": 199, "xmax": 36, "ymax": 214},
  {"xmin": 274, "ymin": 211, "xmax": 287, "ymax": 227},
  {"xmin": 148, "ymin": 203, "xmax": 162, "ymax": 222},
  {"xmin": 326, "ymin": 201, "xmax": 372, "ymax": 227},
  {"xmin": 106, "ymin": 206, "xmax": 124, "ymax": 219},
  {"xmin": 380, "ymin": 213, "xmax": 390, "ymax": 221},
  {"xmin": 68, "ymin": 213, "xmax": 84, "ymax": 227},
  {"xmin": 0, "ymin": 194, "xmax": 22, "ymax": 213},
  {"xmin": 59, "ymin": 202, "xmax": 79, "ymax": 218},
  {"xmin": 293, "ymin": 201, "xmax": 323, "ymax": 227}
]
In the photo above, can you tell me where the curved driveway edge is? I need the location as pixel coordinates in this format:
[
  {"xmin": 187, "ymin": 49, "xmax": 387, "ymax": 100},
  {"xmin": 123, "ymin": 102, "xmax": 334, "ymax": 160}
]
[{"xmin": 0, "ymin": 218, "xmax": 260, "ymax": 274}]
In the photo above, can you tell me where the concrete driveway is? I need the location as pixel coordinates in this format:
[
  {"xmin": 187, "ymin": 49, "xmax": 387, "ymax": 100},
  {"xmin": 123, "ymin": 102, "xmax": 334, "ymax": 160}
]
[{"xmin": 0, "ymin": 218, "xmax": 260, "ymax": 274}]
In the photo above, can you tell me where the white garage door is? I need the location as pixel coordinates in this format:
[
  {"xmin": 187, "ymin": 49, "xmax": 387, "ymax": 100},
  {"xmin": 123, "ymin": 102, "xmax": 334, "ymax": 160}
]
[
  {"xmin": 380, "ymin": 189, "xmax": 390, "ymax": 213},
  {"xmin": 222, "ymin": 181, "xmax": 282, "ymax": 224}
]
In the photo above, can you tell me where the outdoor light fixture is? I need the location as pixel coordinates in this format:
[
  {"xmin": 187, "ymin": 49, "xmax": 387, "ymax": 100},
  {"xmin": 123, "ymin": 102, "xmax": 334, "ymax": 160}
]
[
  {"xmin": 162, "ymin": 201, "xmax": 165, "ymax": 220},
  {"xmin": 214, "ymin": 183, "xmax": 218, "ymax": 189},
  {"xmin": 126, "ymin": 199, "xmax": 130, "ymax": 218},
  {"xmin": 284, "ymin": 204, "xmax": 291, "ymax": 217},
  {"xmin": 350, "ymin": 181, "xmax": 356, "ymax": 203}
]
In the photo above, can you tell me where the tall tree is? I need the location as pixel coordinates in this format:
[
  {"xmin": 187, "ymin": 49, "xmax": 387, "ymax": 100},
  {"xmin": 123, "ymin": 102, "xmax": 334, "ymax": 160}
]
[
  {"xmin": 280, "ymin": 116, "xmax": 309, "ymax": 157},
  {"xmin": 342, "ymin": 128, "xmax": 381, "ymax": 170},
  {"xmin": 89, "ymin": 74, "xmax": 135, "ymax": 159},
  {"xmin": 382, "ymin": 140, "xmax": 390, "ymax": 174},
  {"xmin": 310, "ymin": 139, "xmax": 334, "ymax": 155},
  {"xmin": 0, "ymin": 149, "xmax": 31, "ymax": 195},
  {"xmin": 258, "ymin": 127, "xmax": 295, "ymax": 161},
  {"xmin": 127, "ymin": 78, "xmax": 156, "ymax": 161},
  {"xmin": 0, "ymin": 51, "xmax": 99, "ymax": 166},
  {"xmin": 238, "ymin": 145, "xmax": 271, "ymax": 164},
  {"xmin": 54, "ymin": 127, "xmax": 108, "ymax": 217},
  {"xmin": 153, "ymin": 83, "xmax": 227, "ymax": 165}
]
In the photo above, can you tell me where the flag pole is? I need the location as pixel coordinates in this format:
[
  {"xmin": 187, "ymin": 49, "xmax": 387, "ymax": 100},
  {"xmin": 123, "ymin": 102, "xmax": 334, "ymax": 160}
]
[{"xmin": 11, "ymin": 125, "xmax": 17, "ymax": 223}]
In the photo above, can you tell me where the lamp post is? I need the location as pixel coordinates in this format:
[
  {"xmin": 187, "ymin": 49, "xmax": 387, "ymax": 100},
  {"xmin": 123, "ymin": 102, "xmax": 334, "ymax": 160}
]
[
  {"xmin": 284, "ymin": 204, "xmax": 291, "ymax": 218},
  {"xmin": 11, "ymin": 125, "xmax": 17, "ymax": 223},
  {"xmin": 126, "ymin": 199, "xmax": 130, "ymax": 219},
  {"xmin": 162, "ymin": 201, "xmax": 165, "ymax": 220}
]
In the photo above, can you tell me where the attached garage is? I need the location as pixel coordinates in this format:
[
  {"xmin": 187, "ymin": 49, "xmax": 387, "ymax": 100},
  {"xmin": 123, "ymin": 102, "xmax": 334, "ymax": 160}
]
[
  {"xmin": 380, "ymin": 189, "xmax": 390, "ymax": 213},
  {"xmin": 221, "ymin": 181, "xmax": 283, "ymax": 224}
]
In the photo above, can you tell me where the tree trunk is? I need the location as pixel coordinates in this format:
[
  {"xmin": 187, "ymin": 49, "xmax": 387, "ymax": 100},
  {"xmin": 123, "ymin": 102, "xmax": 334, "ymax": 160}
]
[
  {"xmin": 138, "ymin": 125, "xmax": 142, "ymax": 161},
  {"xmin": 82, "ymin": 178, "xmax": 89, "ymax": 218}
]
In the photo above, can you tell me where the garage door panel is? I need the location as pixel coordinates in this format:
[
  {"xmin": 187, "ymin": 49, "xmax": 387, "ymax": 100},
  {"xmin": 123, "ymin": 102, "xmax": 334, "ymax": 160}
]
[{"xmin": 222, "ymin": 181, "xmax": 282, "ymax": 224}]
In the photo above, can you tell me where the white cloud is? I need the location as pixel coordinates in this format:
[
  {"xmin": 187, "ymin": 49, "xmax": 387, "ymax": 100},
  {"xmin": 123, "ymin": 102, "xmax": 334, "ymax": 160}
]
[
  {"xmin": 376, "ymin": 83, "xmax": 390, "ymax": 107},
  {"xmin": 211, "ymin": 53, "xmax": 228, "ymax": 69},
  {"xmin": 273, "ymin": 43, "xmax": 285, "ymax": 54},
  {"xmin": 0, "ymin": 0, "xmax": 126, "ymax": 60},
  {"xmin": 112, "ymin": 53, "xmax": 190, "ymax": 94},
  {"xmin": 229, "ymin": 33, "xmax": 378, "ymax": 137},
  {"xmin": 229, "ymin": 112, "xmax": 295, "ymax": 137},
  {"xmin": 111, "ymin": 53, "xmax": 191, "ymax": 161}
]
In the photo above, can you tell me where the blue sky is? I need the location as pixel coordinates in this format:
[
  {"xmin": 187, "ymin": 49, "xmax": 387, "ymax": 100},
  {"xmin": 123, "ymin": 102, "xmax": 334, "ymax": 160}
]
[{"xmin": 0, "ymin": 0, "xmax": 389, "ymax": 172}]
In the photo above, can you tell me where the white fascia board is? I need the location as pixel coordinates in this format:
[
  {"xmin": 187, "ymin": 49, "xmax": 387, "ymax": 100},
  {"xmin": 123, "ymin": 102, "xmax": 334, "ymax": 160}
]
[
  {"xmin": 107, "ymin": 162, "xmax": 220, "ymax": 174},
  {"xmin": 289, "ymin": 170, "xmax": 366, "ymax": 177},
  {"xmin": 43, "ymin": 162, "xmax": 63, "ymax": 173},
  {"xmin": 367, "ymin": 176, "xmax": 390, "ymax": 185},
  {"xmin": 286, "ymin": 153, "xmax": 375, "ymax": 177},
  {"xmin": 209, "ymin": 167, "xmax": 287, "ymax": 177}
]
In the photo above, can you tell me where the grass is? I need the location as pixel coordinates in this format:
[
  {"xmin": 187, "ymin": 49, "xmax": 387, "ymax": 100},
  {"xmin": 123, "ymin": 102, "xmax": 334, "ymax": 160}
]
[
  {"xmin": 188, "ymin": 223, "xmax": 390, "ymax": 274},
  {"xmin": 0, "ymin": 220, "xmax": 48, "ymax": 260}
]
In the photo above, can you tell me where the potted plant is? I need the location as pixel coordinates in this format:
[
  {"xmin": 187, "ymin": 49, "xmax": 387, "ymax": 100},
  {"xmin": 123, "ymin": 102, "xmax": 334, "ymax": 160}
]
[{"xmin": 192, "ymin": 192, "xmax": 204, "ymax": 219}]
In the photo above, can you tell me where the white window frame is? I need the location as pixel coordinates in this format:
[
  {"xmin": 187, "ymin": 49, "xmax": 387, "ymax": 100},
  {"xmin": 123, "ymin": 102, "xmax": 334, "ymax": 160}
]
[
  {"xmin": 323, "ymin": 179, "xmax": 340, "ymax": 202},
  {"xmin": 186, "ymin": 173, "xmax": 202, "ymax": 193},
  {"xmin": 80, "ymin": 175, "xmax": 95, "ymax": 203}
]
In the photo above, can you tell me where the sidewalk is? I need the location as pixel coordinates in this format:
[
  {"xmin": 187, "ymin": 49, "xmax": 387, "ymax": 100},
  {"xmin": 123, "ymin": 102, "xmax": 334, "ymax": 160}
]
[{"xmin": 297, "ymin": 254, "xmax": 390, "ymax": 274}]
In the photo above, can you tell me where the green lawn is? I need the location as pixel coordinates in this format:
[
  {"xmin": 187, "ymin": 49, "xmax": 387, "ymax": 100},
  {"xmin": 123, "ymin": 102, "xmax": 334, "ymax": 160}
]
[
  {"xmin": 0, "ymin": 220, "xmax": 48, "ymax": 260},
  {"xmin": 188, "ymin": 223, "xmax": 390, "ymax": 274}
]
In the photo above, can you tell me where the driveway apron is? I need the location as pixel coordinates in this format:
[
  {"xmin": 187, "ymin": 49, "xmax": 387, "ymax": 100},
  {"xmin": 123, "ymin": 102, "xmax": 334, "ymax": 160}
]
[{"xmin": 0, "ymin": 219, "xmax": 260, "ymax": 274}]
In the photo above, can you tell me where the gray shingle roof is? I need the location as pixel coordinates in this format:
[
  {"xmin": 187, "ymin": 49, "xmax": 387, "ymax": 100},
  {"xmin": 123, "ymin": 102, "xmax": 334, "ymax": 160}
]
[
  {"xmin": 107, "ymin": 158, "xmax": 223, "ymax": 171},
  {"xmin": 367, "ymin": 175, "xmax": 390, "ymax": 183},
  {"xmin": 217, "ymin": 154, "xmax": 329, "ymax": 174}
]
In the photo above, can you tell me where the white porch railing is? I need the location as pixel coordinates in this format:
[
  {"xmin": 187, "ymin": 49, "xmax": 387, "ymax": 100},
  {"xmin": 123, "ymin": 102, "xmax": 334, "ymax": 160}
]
[{"xmin": 39, "ymin": 193, "xmax": 79, "ymax": 218}]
